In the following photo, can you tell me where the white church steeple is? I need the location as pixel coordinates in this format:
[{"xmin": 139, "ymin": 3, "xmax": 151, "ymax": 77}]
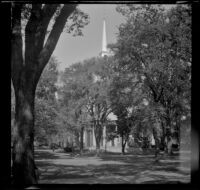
[
  {"xmin": 102, "ymin": 19, "xmax": 107, "ymax": 53},
  {"xmin": 100, "ymin": 19, "xmax": 110, "ymax": 57}
]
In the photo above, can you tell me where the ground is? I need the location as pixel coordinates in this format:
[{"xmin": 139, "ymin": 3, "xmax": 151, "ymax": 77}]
[{"xmin": 35, "ymin": 148, "xmax": 190, "ymax": 184}]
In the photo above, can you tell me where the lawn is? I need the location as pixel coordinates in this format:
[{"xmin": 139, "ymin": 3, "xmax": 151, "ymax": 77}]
[{"xmin": 35, "ymin": 148, "xmax": 191, "ymax": 184}]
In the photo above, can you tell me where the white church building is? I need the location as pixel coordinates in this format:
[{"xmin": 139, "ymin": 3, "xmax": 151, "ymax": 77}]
[{"xmin": 82, "ymin": 19, "xmax": 126, "ymax": 152}]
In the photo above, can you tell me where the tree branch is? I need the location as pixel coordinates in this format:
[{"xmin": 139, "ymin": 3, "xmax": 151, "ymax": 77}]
[
  {"xmin": 11, "ymin": 3, "xmax": 23, "ymax": 89},
  {"xmin": 36, "ymin": 4, "xmax": 77, "ymax": 83},
  {"xmin": 25, "ymin": 4, "xmax": 43, "ymax": 63},
  {"xmin": 34, "ymin": 4, "xmax": 59, "ymax": 54}
]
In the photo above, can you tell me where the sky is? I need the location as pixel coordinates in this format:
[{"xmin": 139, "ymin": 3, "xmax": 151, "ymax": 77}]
[{"xmin": 52, "ymin": 4, "xmax": 126, "ymax": 71}]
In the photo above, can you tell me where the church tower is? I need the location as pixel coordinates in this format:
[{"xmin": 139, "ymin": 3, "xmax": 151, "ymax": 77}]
[{"xmin": 100, "ymin": 19, "xmax": 111, "ymax": 57}]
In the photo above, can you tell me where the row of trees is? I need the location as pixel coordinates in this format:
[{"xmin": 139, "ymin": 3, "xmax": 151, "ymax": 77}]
[
  {"xmin": 25, "ymin": 4, "xmax": 191, "ymax": 156},
  {"xmin": 112, "ymin": 4, "xmax": 191, "ymax": 154},
  {"xmin": 11, "ymin": 3, "xmax": 191, "ymax": 184},
  {"xmin": 53, "ymin": 4, "xmax": 191, "ymax": 156}
]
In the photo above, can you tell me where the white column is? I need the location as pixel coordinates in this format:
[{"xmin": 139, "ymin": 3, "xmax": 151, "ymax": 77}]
[
  {"xmin": 92, "ymin": 127, "xmax": 96, "ymax": 147},
  {"xmin": 103, "ymin": 126, "xmax": 106, "ymax": 148},
  {"xmin": 114, "ymin": 125, "xmax": 118, "ymax": 147},
  {"xmin": 83, "ymin": 130, "xmax": 86, "ymax": 147}
]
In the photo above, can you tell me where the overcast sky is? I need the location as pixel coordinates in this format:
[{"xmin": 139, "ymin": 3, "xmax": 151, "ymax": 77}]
[
  {"xmin": 53, "ymin": 4, "xmax": 126, "ymax": 71},
  {"xmin": 53, "ymin": 4, "xmax": 176, "ymax": 71}
]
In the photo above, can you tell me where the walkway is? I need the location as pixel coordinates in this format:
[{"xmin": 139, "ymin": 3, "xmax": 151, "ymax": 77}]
[{"xmin": 35, "ymin": 149, "xmax": 191, "ymax": 184}]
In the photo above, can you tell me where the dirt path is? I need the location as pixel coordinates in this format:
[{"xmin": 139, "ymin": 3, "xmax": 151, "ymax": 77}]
[{"xmin": 35, "ymin": 149, "xmax": 190, "ymax": 184}]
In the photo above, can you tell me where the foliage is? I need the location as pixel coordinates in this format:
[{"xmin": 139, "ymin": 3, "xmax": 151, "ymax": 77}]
[
  {"xmin": 34, "ymin": 98, "xmax": 58, "ymax": 144},
  {"xmin": 36, "ymin": 56, "xmax": 59, "ymax": 101},
  {"xmin": 59, "ymin": 56, "xmax": 115, "ymax": 150},
  {"xmin": 34, "ymin": 56, "xmax": 60, "ymax": 145},
  {"xmin": 113, "ymin": 4, "xmax": 191, "ymax": 144}
]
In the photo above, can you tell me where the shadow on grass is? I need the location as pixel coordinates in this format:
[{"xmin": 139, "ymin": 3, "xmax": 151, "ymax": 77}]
[
  {"xmin": 35, "ymin": 149, "xmax": 190, "ymax": 184},
  {"xmin": 34, "ymin": 150, "xmax": 61, "ymax": 160}
]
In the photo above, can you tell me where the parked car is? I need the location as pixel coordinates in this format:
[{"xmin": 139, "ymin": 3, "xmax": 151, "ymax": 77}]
[
  {"xmin": 50, "ymin": 143, "xmax": 59, "ymax": 151},
  {"xmin": 63, "ymin": 146, "xmax": 73, "ymax": 152},
  {"xmin": 172, "ymin": 143, "xmax": 179, "ymax": 151}
]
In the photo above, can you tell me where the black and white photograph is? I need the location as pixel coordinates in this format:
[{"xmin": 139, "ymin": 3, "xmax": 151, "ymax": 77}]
[{"xmin": 9, "ymin": 1, "xmax": 194, "ymax": 186}]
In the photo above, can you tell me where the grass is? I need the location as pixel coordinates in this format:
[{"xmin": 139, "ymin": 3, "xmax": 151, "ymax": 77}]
[{"xmin": 35, "ymin": 148, "xmax": 191, "ymax": 184}]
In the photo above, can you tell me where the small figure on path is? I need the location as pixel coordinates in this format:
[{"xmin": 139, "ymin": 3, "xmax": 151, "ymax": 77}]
[{"xmin": 51, "ymin": 143, "xmax": 55, "ymax": 152}]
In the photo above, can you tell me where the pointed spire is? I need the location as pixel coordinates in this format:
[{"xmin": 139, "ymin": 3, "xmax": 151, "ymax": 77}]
[
  {"xmin": 102, "ymin": 19, "xmax": 107, "ymax": 53},
  {"xmin": 100, "ymin": 19, "xmax": 109, "ymax": 57},
  {"xmin": 100, "ymin": 19, "xmax": 113, "ymax": 57}
]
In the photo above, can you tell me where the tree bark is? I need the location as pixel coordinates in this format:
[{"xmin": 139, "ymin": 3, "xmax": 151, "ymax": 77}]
[{"xmin": 12, "ymin": 84, "xmax": 37, "ymax": 184}]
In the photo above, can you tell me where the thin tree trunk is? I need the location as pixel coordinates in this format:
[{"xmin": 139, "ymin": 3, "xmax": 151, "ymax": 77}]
[
  {"xmin": 153, "ymin": 128, "xmax": 160, "ymax": 158},
  {"xmin": 95, "ymin": 131, "xmax": 101, "ymax": 155},
  {"xmin": 154, "ymin": 138, "xmax": 160, "ymax": 158},
  {"xmin": 12, "ymin": 86, "xmax": 37, "ymax": 184},
  {"xmin": 104, "ymin": 137, "xmax": 107, "ymax": 153},
  {"xmin": 121, "ymin": 134, "xmax": 125, "ymax": 155},
  {"xmin": 96, "ymin": 140, "xmax": 101, "ymax": 155},
  {"xmin": 80, "ymin": 127, "xmax": 84, "ymax": 153},
  {"xmin": 122, "ymin": 144, "xmax": 126, "ymax": 155},
  {"xmin": 167, "ymin": 136, "xmax": 173, "ymax": 155},
  {"xmin": 94, "ymin": 124, "xmax": 102, "ymax": 156}
]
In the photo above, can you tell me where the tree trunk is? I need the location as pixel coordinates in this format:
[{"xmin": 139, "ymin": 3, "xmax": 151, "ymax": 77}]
[
  {"xmin": 11, "ymin": 3, "xmax": 78, "ymax": 185},
  {"xmin": 12, "ymin": 86, "xmax": 38, "ymax": 184},
  {"xmin": 94, "ymin": 123, "xmax": 102, "ymax": 156},
  {"xmin": 176, "ymin": 117, "xmax": 181, "ymax": 148},
  {"xmin": 80, "ymin": 127, "xmax": 84, "ymax": 153},
  {"xmin": 122, "ymin": 144, "xmax": 126, "ymax": 155},
  {"xmin": 121, "ymin": 134, "xmax": 126, "ymax": 155},
  {"xmin": 95, "ymin": 128, "xmax": 101, "ymax": 155},
  {"xmin": 96, "ymin": 140, "xmax": 101, "ymax": 155},
  {"xmin": 104, "ymin": 137, "xmax": 107, "ymax": 153},
  {"xmin": 152, "ymin": 128, "xmax": 160, "ymax": 158},
  {"xmin": 167, "ymin": 136, "xmax": 173, "ymax": 155},
  {"xmin": 154, "ymin": 138, "xmax": 160, "ymax": 158}
]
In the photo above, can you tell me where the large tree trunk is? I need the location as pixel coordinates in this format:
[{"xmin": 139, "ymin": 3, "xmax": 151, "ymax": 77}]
[
  {"xmin": 11, "ymin": 3, "xmax": 77, "ymax": 184},
  {"xmin": 12, "ymin": 85, "xmax": 38, "ymax": 184}
]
